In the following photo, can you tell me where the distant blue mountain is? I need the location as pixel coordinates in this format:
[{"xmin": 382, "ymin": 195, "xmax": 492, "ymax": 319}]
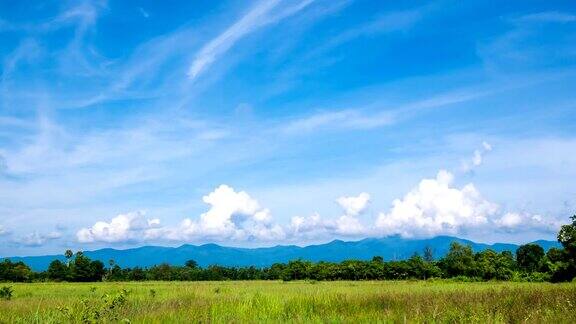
[{"xmin": 6, "ymin": 236, "xmax": 561, "ymax": 271}]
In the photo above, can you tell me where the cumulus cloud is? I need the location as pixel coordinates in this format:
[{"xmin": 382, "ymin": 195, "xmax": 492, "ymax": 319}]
[
  {"xmin": 495, "ymin": 212, "xmax": 561, "ymax": 233},
  {"xmin": 375, "ymin": 169, "xmax": 559, "ymax": 238},
  {"xmin": 334, "ymin": 192, "xmax": 371, "ymax": 235},
  {"xmin": 76, "ymin": 211, "xmax": 162, "ymax": 243},
  {"xmin": 336, "ymin": 192, "xmax": 370, "ymax": 216},
  {"xmin": 287, "ymin": 164, "xmax": 558, "ymax": 241},
  {"xmin": 289, "ymin": 213, "xmax": 336, "ymax": 240},
  {"xmin": 72, "ymin": 157, "xmax": 559, "ymax": 245},
  {"xmin": 289, "ymin": 192, "xmax": 372, "ymax": 239},
  {"xmin": 376, "ymin": 170, "xmax": 497, "ymax": 237},
  {"xmin": 171, "ymin": 185, "xmax": 285, "ymax": 242},
  {"xmin": 75, "ymin": 186, "xmax": 285, "ymax": 244},
  {"xmin": 334, "ymin": 214, "xmax": 365, "ymax": 236}
]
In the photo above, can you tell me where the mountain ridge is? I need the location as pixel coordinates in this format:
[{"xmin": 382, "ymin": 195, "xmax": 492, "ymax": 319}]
[{"xmin": 5, "ymin": 236, "xmax": 561, "ymax": 271}]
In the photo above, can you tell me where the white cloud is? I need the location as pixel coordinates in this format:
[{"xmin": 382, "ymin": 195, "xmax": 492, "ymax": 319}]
[
  {"xmin": 280, "ymin": 109, "xmax": 395, "ymax": 134},
  {"xmin": 76, "ymin": 211, "xmax": 161, "ymax": 243},
  {"xmin": 16, "ymin": 230, "xmax": 62, "ymax": 247},
  {"xmin": 279, "ymin": 90, "xmax": 497, "ymax": 136},
  {"xmin": 332, "ymin": 192, "xmax": 371, "ymax": 235},
  {"xmin": 287, "ymin": 193, "xmax": 371, "ymax": 239},
  {"xmin": 188, "ymin": 0, "xmax": 314, "ymax": 80},
  {"xmin": 374, "ymin": 168, "xmax": 561, "ymax": 238},
  {"xmin": 64, "ymin": 138, "xmax": 566, "ymax": 245},
  {"xmin": 171, "ymin": 185, "xmax": 285, "ymax": 241},
  {"xmin": 495, "ymin": 212, "xmax": 561, "ymax": 233},
  {"xmin": 336, "ymin": 192, "xmax": 370, "ymax": 216},
  {"xmin": 69, "ymin": 171, "xmax": 562, "ymax": 245},
  {"xmin": 375, "ymin": 170, "xmax": 498, "ymax": 237},
  {"xmin": 1, "ymin": 39, "xmax": 42, "ymax": 83},
  {"xmin": 147, "ymin": 218, "xmax": 161, "ymax": 227},
  {"xmin": 289, "ymin": 213, "xmax": 335, "ymax": 240},
  {"xmin": 334, "ymin": 214, "xmax": 365, "ymax": 236},
  {"xmin": 461, "ymin": 141, "xmax": 492, "ymax": 172},
  {"xmin": 517, "ymin": 11, "xmax": 576, "ymax": 24},
  {"xmin": 17, "ymin": 232, "xmax": 45, "ymax": 246}
]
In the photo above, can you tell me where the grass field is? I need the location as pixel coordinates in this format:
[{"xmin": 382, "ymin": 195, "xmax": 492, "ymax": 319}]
[{"xmin": 1, "ymin": 281, "xmax": 576, "ymax": 323}]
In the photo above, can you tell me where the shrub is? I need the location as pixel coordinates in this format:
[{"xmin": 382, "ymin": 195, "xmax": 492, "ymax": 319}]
[
  {"xmin": 57, "ymin": 289, "xmax": 129, "ymax": 322},
  {"xmin": 0, "ymin": 286, "xmax": 13, "ymax": 300},
  {"xmin": 511, "ymin": 271, "xmax": 551, "ymax": 282},
  {"xmin": 449, "ymin": 276, "xmax": 482, "ymax": 282}
]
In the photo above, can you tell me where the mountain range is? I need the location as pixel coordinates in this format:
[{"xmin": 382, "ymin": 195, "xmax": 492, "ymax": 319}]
[{"xmin": 7, "ymin": 236, "xmax": 561, "ymax": 271}]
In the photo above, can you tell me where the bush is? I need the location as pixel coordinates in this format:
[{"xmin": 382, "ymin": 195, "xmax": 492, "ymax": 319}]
[
  {"xmin": 511, "ymin": 271, "xmax": 551, "ymax": 282},
  {"xmin": 0, "ymin": 286, "xmax": 13, "ymax": 300},
  {"xmin": 57, "ymin": 289, "xmax": 130, "ymax": 322},
  {"xmin": 449, "ymin": 276, "xmax": 482, "ymax": 282}
]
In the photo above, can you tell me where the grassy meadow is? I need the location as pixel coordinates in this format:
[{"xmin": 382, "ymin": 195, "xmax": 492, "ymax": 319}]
[{"xmin": 1, "ymin": 280, "xmax": 576, "ymax": 323}]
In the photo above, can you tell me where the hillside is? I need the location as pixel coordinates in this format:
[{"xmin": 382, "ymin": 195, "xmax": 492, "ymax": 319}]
[{"xmin": 7, "ymin": 235, "xmax": 560, "ymax": 271}]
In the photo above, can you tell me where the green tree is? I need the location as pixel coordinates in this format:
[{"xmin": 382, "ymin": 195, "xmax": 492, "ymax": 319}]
[
  {"xmin": 266, "ymin": 263, "xmax": 285, "ymax": 280},
  {"xmin": 47, "ymin": 260, "xmax": 69, "ymax": 281},
  {"xmin": 0, "ymin": 259, "xmax": 32, "ymax": 282},
  {"xmin": 546, "ymin": 248, "xmax": 566, "ymax": 263},
  {"xmin": 548, "ymin": 215, "xmax": 576, "ymax": 281},
  {"xmin": 475, "ymin": 249, "xmax": 514, "ymax": 280},
  {"xmin": 282, "ymin": 260, "xmax": 311, "ymax": 281},
  {"xmin": 185, "ymin": 259, "xmax": 198, "ymax": 269},
  {"xmin": 90, "ymin": 260, "xmax": 106, "ymax": 281},
  {"xmin": 106, "ymin": 265, "xmax": 125, "ymax": 281},
  {"xmin": 558, "ymin": 215, "xmax": 576, "ymax": 258},
  {"xmin": 71, "ymin": 252, "xmax": 93, "ymax": 281},
  {"xmin": 371, "ymin": 256, "xmax": 384, "ymax": 263},
  {"xmin": 440, "ymin": 242, "xmax": 477, "ymax": 278},
  {"xmin": 516, "ymin": 244, "xmax": 545, "ymax": 272},
  {"xmin": 128, "ymin": 267, "xmax": 147, "ymax": 281},
  {"xmin": 496, "ymin": 251, "xmax": 516, "ymax": 280}
]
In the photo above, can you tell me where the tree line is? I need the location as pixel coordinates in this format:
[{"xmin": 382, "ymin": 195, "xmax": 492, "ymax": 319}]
[{"xmin": 2, "ymin": 215, "xmax": 575, "ymax": 283}]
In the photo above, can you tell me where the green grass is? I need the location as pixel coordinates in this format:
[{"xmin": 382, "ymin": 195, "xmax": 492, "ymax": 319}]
[{"xmin": 1, "ymin": 280, "xmax": 575, "ymax": 323}]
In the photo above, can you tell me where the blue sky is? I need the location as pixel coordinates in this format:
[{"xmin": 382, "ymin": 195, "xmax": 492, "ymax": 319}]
[{"xmin": 0, "ymin": 0, "xmax": 575, "ymax": 256}]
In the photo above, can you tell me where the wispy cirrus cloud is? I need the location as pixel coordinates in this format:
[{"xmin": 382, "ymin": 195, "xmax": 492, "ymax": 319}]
[
  {"xmin": 278, "ymin": 88, "xmax": 489, "ymax": 135},
  {"xmin": 187, "ymin": 0, "xmax": 315, "ymax": 80},
  {"xmin": 304, "ymin": 5, "xmax": 432, "ymax": 60},
  {"xmin": 478, "ymin": 10, "xmax": 576, "ymax": 74},
  {"xmin": 516, "ymin": 11, "xmax": 576, "ymax": 24}
]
